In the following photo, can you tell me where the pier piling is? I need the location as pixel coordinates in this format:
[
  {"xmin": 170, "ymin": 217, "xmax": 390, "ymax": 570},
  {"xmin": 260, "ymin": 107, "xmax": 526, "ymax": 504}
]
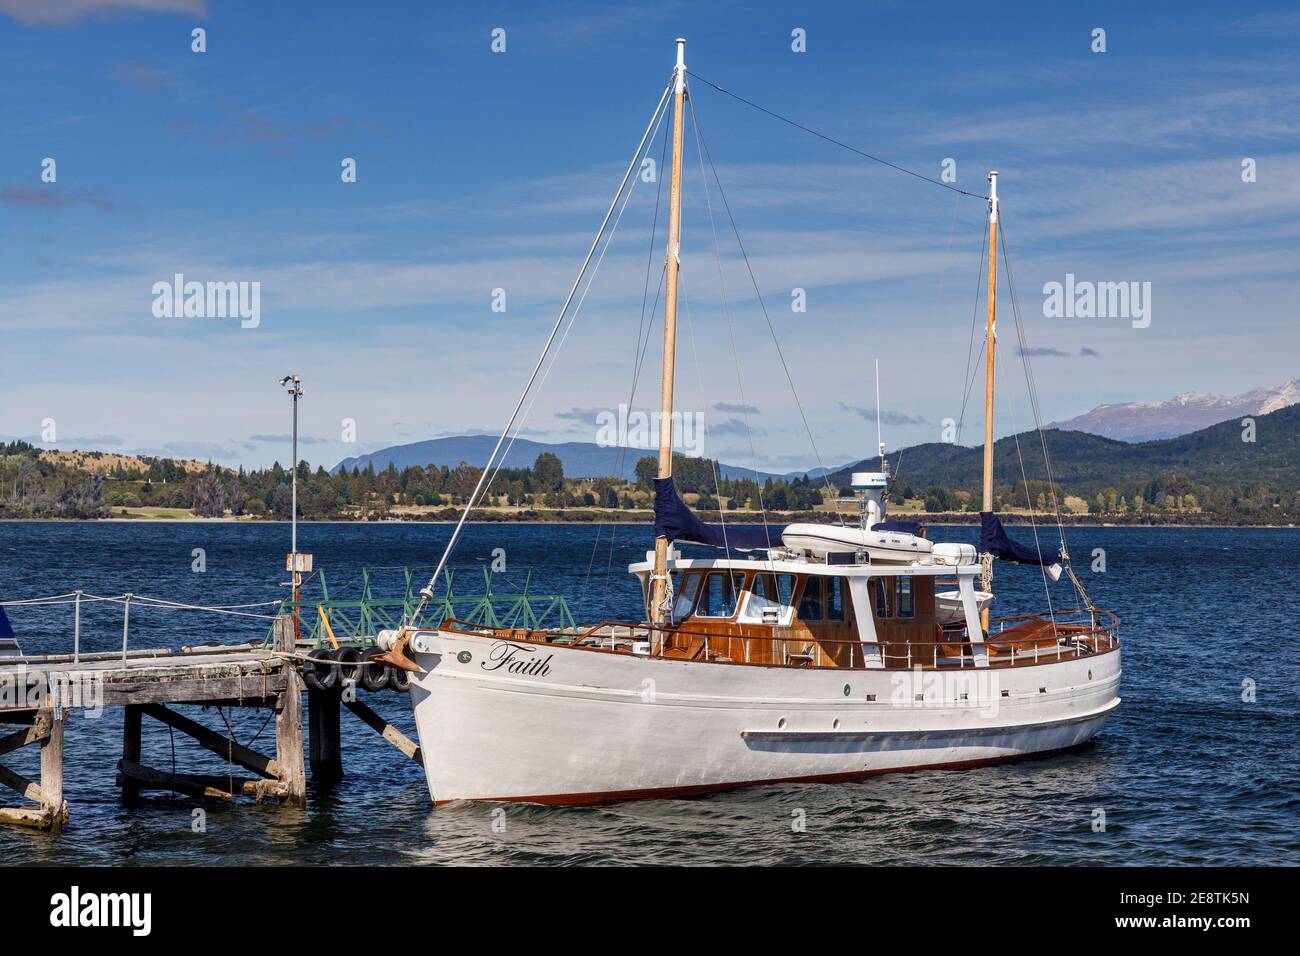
[
  {"xmin": 121, "ymin": 705, "xmax": 143, "ymax": 803},
  {"xmin": 39, "ymin": 703, "xmax": 66, "ymax": 834},
  {"xmin": 0, "ymin": 613, "xmax": 419, "ymax": 832},
  {"xmin": 308, "ymin": 689, "xmax": 343, "ymax": 786},
  {"xmin": 274, "ymin": 617, "xmax": 308, "ymax": 805}
]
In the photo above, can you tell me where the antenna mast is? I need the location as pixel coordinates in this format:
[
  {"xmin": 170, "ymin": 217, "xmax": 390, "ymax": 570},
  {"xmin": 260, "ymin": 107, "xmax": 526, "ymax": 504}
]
[{"xmin": 875, "ymin": 358, "xmax": 885, "ymax": 470}]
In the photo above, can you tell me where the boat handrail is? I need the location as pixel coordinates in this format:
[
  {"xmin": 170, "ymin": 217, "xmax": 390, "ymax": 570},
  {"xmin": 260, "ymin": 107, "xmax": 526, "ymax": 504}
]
[{"xmin": 439, "ymin": 612, "xmax": 1119, "ymax": 670}]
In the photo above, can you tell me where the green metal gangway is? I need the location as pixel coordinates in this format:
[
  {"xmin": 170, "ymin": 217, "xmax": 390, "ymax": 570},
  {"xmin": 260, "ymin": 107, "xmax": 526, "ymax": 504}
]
[{"xmin": 270, "ymin": 565, "xmax": 576, "ymax": 649}]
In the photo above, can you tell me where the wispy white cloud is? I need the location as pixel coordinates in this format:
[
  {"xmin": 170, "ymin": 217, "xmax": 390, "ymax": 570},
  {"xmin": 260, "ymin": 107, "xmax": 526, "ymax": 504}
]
[{"xmin": 0, "ymin": 0, "xmax": 206, "ymax": 27}]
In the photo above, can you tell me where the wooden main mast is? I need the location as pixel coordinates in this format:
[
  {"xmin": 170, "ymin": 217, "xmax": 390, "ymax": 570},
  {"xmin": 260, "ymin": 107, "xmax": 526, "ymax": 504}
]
[
  {"xmin": 650, "ymin": 38, "xmax": 688, "ymax": 625},
  {"xmin": 980, "ymin": 170, "xmax": 999, "ymax": 625}
]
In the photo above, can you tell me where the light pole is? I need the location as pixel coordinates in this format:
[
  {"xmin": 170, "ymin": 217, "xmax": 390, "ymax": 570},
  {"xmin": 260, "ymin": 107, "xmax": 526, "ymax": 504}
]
[{"xmin": 279, "ymin": 374, "xmax": 309, "ymax": 640}]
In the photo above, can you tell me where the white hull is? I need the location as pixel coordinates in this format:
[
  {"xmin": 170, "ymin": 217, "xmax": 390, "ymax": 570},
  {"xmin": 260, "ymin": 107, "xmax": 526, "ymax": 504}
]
[{"xmin": 407, "ymin": 631, "xmax": 1120, "ymax": 804}]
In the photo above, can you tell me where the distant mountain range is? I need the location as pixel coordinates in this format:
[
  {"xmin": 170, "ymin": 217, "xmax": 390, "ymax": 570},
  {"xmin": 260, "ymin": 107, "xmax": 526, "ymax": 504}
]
[
  {"xmin": 332, "ymin": 435, "xmax": 808, "ymax": 482},
  {"xmin": 826, "ymin": 401, "xmax": 1300, "ymax": 495},
  {"xmin": 335, "ymin": 380, "xmax": 1300, "ymax": 491},
  {"xmin": 1047, "ymin": 379, "xmax": 1300, "ymax": 442}
]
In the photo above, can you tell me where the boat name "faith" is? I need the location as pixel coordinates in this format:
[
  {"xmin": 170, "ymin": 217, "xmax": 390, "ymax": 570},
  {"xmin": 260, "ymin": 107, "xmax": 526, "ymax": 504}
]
[{"xmin": 483, "ymin": 642, "xmax": 553, "ymax": 677}]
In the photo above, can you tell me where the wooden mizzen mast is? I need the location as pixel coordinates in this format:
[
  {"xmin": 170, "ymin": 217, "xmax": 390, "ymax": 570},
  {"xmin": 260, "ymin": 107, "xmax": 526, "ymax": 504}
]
[
  {"xmin": 980, "ymin": 170, "xmax": 999, "ymax": 628},
  {"xmin": 650, "ymin": 38, "xmax": 688, "ymax": 625}
]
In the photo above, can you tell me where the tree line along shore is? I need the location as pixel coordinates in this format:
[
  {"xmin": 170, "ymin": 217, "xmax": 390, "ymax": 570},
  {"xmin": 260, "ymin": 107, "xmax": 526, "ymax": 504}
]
[{"xmin": 2, "ymin": 441, "xmax": 1298, "ymax": 526}]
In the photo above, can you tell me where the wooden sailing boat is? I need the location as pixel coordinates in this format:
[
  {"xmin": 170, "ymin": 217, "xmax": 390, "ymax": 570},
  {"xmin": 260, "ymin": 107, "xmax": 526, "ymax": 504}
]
[{"xmin": 378, "ymin": 40, "xmax": 1121, "ymax": 805}]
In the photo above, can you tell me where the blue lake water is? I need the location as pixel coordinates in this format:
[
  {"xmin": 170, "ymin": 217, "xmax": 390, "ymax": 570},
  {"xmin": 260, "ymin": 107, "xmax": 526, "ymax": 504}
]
[{"xmin": 1, "ymin": 521, "xmax": 1296, "ymax": 865}]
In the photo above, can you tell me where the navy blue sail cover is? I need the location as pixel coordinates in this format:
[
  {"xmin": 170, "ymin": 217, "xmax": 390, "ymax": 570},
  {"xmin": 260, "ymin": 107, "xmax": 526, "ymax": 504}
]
[
  {"xmin": 653, "ymin": 477, "xmax": 783, "ymax": 551},
  {"xmin": 0, "ymin": 605, "xmax": 13, "ymax": 639},
  {"xmin": 980, "ymin": 511, "xmax": 1061, "ymax": 566}
]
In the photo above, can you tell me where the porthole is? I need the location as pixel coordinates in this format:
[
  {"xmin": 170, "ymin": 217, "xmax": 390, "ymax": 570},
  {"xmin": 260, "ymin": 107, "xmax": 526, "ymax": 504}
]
[
  {"xmin": 842, "ymin": 683, "xmax": 851, "ymax": 697},
  {"xmin": 777, "ymin": 717, "xmax": 787, "ymax": 729},
  {"xmin": 832, "ymin": 718, "xmax": 841, "ymax": 730}
]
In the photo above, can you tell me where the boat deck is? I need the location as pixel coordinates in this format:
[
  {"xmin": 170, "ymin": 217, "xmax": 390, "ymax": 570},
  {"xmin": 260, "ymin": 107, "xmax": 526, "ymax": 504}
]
[{"xmin": 442, "ymin": 609, "xmax": 1120, "ymax": 671}]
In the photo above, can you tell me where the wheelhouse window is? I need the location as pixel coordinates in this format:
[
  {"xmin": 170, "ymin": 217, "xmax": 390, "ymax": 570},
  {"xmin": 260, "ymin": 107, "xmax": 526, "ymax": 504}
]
[
  {"xmin": 896, "ymin": 577, "xmax": 915, "ymax": 618},
  {"xmin": 673, "ymin": 572, "xmax": 702, "ymax": 620},
  {"xmin": 695, "ymin": 571, "xmax": 743, "ymax": 618},
  {"xmin": 752, "ymin": 572, "xmax": 795, "ymax": 607},
  {"xmin": 741, "ymin": 572, "xmax": 797, "ymax": 624},
  {"xmin": 874, "ymin": 578, "xmax": 892, "ymax": 619},
  {"xmin": 798, "ymin": 577, "xmax": 824, "ymax": 620},
  {"xmin": 826, "ymin": 577, "xmax": 846, "ymax": 621}
]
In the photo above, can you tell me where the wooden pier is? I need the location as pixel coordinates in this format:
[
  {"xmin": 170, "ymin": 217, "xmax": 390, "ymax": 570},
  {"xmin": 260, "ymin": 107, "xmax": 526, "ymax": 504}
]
[{"xmin": 0, "ymin": 616, "xmax": 420, "ymax": 832}]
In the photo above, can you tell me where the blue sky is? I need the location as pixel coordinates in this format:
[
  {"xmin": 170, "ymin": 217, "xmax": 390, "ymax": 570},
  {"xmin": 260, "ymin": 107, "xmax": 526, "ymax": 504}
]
[{"xmin": 1, "ymin": 0, "xmax": 1297, "ymax": 473}]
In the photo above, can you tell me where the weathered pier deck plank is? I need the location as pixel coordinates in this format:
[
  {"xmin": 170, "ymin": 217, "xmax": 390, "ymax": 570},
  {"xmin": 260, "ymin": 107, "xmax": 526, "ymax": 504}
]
[
  {"xmin": 0, "ymin": 616, "xmax": 421, "ymax": 832},
  {"xmin": 0, "ymin": 621, "xmax": 303, "ymax": 830}
]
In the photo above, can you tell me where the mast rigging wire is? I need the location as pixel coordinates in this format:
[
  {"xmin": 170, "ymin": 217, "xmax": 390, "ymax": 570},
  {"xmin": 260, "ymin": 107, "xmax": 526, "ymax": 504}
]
[
  {"xmin": 477, "ymin": 88, "xmax": 667, "ymax": 523},
  {"xmin": 583, "ymin": 113, "xmax": 673, "ymax": 621},
  {"xmin": 995, "ymin": 342, "xmax": 1059, "ymax": 635},
  {"xmin": 688, "ymin": 97, "xmax": 847, "ymax": 522},
  {"xmin": 997, "ymin": 217, "xmax": 1095, "ymax": 611},
  {"xmin": 686, "ymin": 102, "xmax": 773, "ymax": 545},
  {"xmin": 408, "ymin": 76, "xmax": 676, "ymax": 624},
  {"xmin": 686, "ymin": 70, "xmax": 988, "ymax": 201},
  {"xmin": 679, "ymin": 272, "xmax": 735, "ymax": 567},
  {"xmin": 956, "ymin": 223, "xmax": 989, "ymax": 444}
]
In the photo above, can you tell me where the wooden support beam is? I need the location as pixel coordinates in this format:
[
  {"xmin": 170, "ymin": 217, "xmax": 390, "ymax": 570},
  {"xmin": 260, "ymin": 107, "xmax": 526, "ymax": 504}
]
[
  {"xmin": 40, "ymin": 704, "xmax": 66, "ymax": 834},
  {"xmin": 244, "ymin": 779, "xmax": 291, "ymax": 802},
  {"xmin": 139, "ymin": 703, "xmax": 279, "ymax": 779},
  {"xmin": 114, "ymin": 760, "xmax": 293, "ymax": 803},
  {"xmin": 185, "ymin": 773, "xmax": 291, "ymax": 802},
  {"xmin": 103, "ymin": 674, "xmax": 288, "ymax": 707},
  {"xmin": 343, "ymin": 698, "xmax": 423, "ymax": 766},
  {"xmin": 272, "ymin": 617, "xmax": 306, "ymax": 807},
  {"xmin": 0, "ymin": 762, "xmax": 43, "ymax": 803},
  {"xmin": 0, "ymin": 718, "xmax": 47, "ymax": 758},
  {"xmin": 115, "ymin": 758, "xmax": 236, "ymax": 801},
  {"xmin": 308, "ymin": 690, "xmax": 343, "ymax": 786},
  {"xmin": 0, "ymin": 806, "xmax": 52, "ymax": 829}
]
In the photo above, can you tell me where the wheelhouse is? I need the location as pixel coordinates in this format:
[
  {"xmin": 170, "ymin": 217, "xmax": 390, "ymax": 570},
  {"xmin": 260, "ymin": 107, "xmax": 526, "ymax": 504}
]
[{"xmin": 629, "ymin": 553, "xmax": 950, "ymax": 668}]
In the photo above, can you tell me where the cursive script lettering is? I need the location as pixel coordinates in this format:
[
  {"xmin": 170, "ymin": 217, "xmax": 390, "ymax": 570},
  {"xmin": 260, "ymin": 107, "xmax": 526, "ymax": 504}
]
[{"xmin": 482, "ymin": 642, "xmax": 553, "ymax": 677}]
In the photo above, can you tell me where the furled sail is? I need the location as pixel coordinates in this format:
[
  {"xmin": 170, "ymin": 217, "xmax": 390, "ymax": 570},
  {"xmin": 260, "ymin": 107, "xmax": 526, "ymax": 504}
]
[
  {"xmin": 0, "ymin": 605, "xmax": 20, "ymax": 657},
  {"xmin": 979, "ymin": 511, "xmax": 1061, "ymax": 566},
  {"xmin": 653, "ymin": 477, "xmax": 782, "ymax": 551}
]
